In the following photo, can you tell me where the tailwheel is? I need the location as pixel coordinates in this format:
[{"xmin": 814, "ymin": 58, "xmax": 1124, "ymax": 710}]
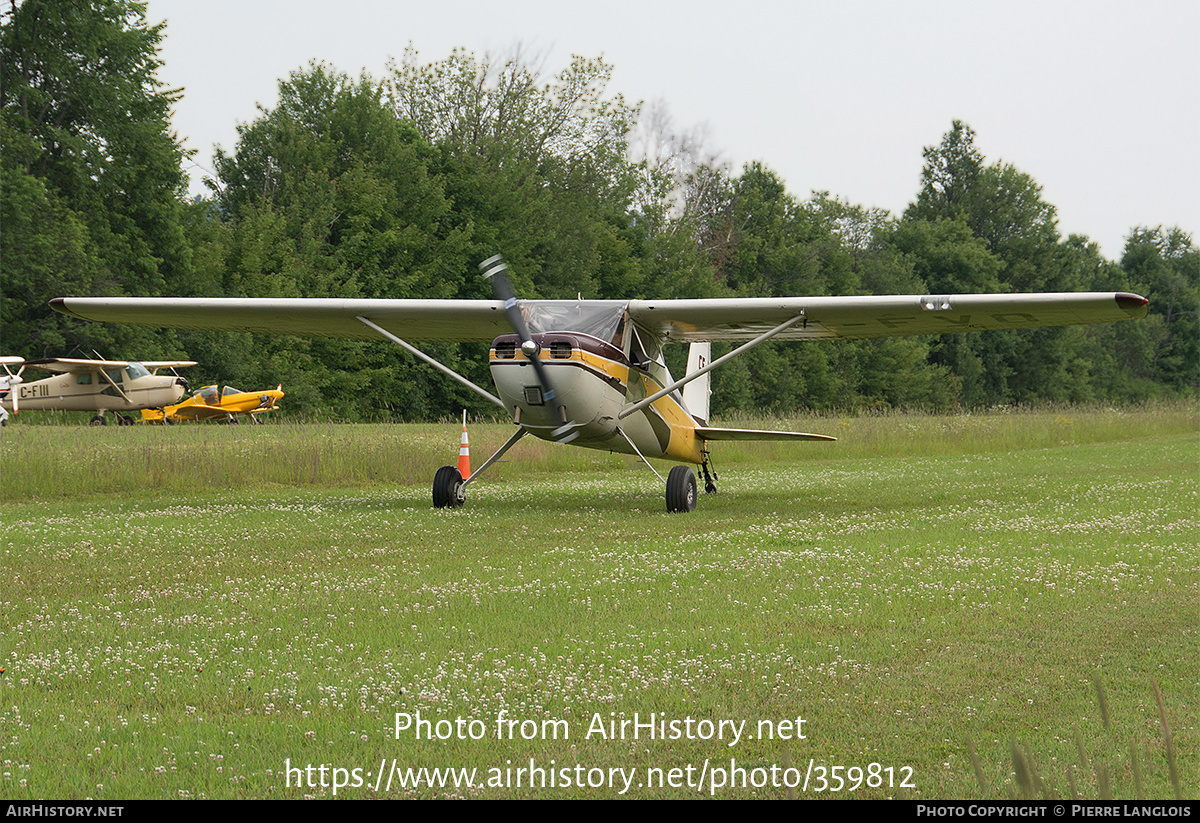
[
  {"xmin": 432, "ymin": 465, "xmax": 465, "ymax": 508},
  {"xmin": 666, "ymin": 465, "xmax": 698, "ymax": 513}
]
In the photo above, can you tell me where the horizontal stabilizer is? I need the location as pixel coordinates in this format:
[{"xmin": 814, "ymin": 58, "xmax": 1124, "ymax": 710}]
[{"xmin": 694, "ymin": 427, "xmax": 836, "ymax": 442}]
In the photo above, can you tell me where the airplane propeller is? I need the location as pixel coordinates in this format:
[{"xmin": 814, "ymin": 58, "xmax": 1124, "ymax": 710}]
[
  {"xmin": 479, "ymin": 255, "xmax": 578, "ymax": 443},
  {"xmin": 162, "ymin": 364, "xmax": 190, "ymax": 394},
  {"xmin": 0, "ymin": 359, "xmax": 24, "ymax": 415}
]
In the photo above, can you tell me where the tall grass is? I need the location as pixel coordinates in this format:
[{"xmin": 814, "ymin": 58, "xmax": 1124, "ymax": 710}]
[{"xmin": 3, "ymin": 401, "xmax": 1195, "ymax": 502}]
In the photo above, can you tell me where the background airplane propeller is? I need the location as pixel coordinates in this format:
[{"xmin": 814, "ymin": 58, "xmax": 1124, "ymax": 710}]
[
  {"xmin": 0, "ymin": 358, "xmax": 25, "ymax": 416},
  {"xmin": 479, "ymin": 255, "xmax": 578, "ymax": 443}
]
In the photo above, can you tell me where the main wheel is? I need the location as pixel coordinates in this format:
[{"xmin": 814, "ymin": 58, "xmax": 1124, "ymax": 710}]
[
  {"xmin": 432, "ymin": 465, "xmax": 465, "ymax": 508},
  {"xmin": 666, "ymin": 465, "xmax": 698, "ymax": 513}
]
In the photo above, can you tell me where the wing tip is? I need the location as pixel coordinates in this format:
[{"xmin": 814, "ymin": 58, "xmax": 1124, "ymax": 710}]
[
  {"xmin": 49, "ymin": 297, "xmax": 84, "ymax": 320},
  {"xmin": 1115, "ymin": 292, "xmax": 1149, "ymax": 316}
]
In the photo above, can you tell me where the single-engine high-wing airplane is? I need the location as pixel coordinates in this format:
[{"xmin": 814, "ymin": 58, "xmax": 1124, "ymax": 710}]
[
  {"xmin": 50, "ymin": 259, "xmax": 1149, "ymax": 510},
  {"xmin": 0, "ymin": 357, "xmax": 196, "ymax": 425},
  {"xmin": 141, "ymin": 384, "xmax": 285, "ymax": 424}
]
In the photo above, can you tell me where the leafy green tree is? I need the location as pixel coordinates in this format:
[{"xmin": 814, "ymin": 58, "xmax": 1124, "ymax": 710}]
[
  {"xmin": 1119, "ymin": 227, "xmax": 1198, "ymax": 393},
  {"xmin": 206, "ymin": 63, "xmax": 479, "ymax": 419},
  {"xmin": 899, "ymin": 121, "xmax": 1112, "ymax": 405},
  {"xmin": 1, "ymin": 0, "xmax": 189, "ymax": 359},
  {"xmin": 0, "ymin": 164, "xmax": 104, "ymax": 356},
  {"xmin": 388, "ymin": 47, "xmax": 643, "ymax": 300},
  {"xmin": 214, "ymin": 63, "xmax": 465, "ymax": 299}
]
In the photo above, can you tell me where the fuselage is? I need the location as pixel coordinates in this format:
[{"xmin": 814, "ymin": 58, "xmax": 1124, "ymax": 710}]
[
  {"xmin": 0, "ymin": 363, "xmax": 187, "ymax": 412},
  {"xmin": 488, "ymin": 331, "xmax": 705, "ymax": 464}
]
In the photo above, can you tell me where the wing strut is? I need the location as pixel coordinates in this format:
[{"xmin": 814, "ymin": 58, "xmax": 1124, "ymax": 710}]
[
  {"xmin": 355, "ymin": 316, "xmax": 506, "ymax": 410},
  {"xmin": 96, "ymin": 367, "xmax": 132, "ymax": 404},
  {"xmin": 617, "ymin": 312, "xmax": 806, "ymax": 420},
  {"xmin": 614, "ymin": 426, "xmax": 666, "ymax": 483},
  {"xmin": 461, "ymin": 427, "xmax": 528, "ymax": 490}
]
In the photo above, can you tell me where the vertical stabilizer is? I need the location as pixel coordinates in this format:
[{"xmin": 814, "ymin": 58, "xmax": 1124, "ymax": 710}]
[{"xmin": 681, "ymin": 342, "xmax": 711, "ymax": 425}]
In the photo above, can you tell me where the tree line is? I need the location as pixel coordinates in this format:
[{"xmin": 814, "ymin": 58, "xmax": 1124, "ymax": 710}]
[{"xmin": 2, "ymin": 0, "xmax": 1196, "ymax": 420}]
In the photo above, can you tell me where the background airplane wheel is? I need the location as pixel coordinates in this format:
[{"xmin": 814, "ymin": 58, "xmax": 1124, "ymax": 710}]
[
  {"xmin": 666, "ymin": 465, "xmax": 697, "ymax": 513},
  {"xmin": 432, "ymin": 465, "xmax": 464, "ymax": 508}
]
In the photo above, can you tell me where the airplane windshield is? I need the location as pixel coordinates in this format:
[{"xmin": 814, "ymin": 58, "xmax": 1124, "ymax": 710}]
[
  {"xmin": 522, "ymin": 301, "xmax": 626, "ymax": 345},
  {"xmin": 125, "ymin": 363, "xmax": 150, "ymax": 380}
]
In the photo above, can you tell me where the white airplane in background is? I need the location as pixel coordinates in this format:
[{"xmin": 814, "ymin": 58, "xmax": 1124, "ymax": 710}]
[
  {"xmin": 0, "ymin": 357, "xmax": 196, "ymax": 425},
  {"xmin": 51, "ymin": 257, "xmax": 1149, "ymax": 510}
]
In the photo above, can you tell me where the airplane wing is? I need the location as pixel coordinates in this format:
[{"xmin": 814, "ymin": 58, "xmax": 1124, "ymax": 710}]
[
  {"xmin": 22, "ymin": 357, "xmax": 198, "ymax": 373},
  {"xmin": 49, "ymin": 298, "xmax": 513, "ymax": 342},
  {"xmin": 626, "ymin": 292, "xmax": 1150, "ymax": 342},
  {"xmin": 167, "ymin": 405, "xmax": 224, "ymax": 421},
  {"xmin": 49, "ymin": 292, "xmax": 1148, "ymax": 343},
  {"xmin": 22, "ymin": 357, "xmax": 133, "ymax": 373},
  {"xmin": 141, "ymin": 361, "xmax": 198, "ymax": 371}
]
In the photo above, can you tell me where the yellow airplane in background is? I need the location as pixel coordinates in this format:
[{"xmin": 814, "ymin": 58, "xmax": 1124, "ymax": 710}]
[{"xmin": 141, "ymin": 384, "xmax": 284, "ymax": 424}]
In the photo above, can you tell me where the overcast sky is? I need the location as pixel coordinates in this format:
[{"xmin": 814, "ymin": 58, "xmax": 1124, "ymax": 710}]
[{"xmin": 147, "ymin": 0, "xmax": 1198, "ymax": 262}]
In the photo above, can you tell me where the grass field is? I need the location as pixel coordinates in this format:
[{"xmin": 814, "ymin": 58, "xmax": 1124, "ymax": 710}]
[{"xmin": 1, "ymin": 404, "xmax": 1195, "ymax": 799}]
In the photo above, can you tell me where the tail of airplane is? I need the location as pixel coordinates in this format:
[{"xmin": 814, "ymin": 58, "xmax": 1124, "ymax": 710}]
[
  {"xmin": 677, "ymin": 342, "xmax": 836, "ymax": 444},
  {"xmin": 681, "ymin": 342, "xmax": 711, "ymax": 425}
]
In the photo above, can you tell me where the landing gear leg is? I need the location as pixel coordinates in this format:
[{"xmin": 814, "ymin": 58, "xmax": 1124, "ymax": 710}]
[
  {"xmin": 431, "ymin": 427, "xmax": 528, "ymax": 509},
  {"xmin": 701, "ymin": 456, "xmax": 718, "ymax": 495}
]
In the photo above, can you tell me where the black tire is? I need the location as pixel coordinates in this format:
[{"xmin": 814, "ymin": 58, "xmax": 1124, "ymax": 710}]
[
  {"xmin": 432, "ymin": 465, "xmax": 464, "ymax": 508},
  {"xmin": 666, "ymin": 465, "xmax": 698, "ymax": 513},
  {"xmin": 90, "ymin": 415, "xmax": 106, "ymax": 426}
]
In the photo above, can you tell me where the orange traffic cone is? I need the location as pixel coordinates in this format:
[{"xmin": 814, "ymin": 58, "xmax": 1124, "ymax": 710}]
[{"xmin": 457, "ymin": 410, "xmax": 471, "ymax": 478}]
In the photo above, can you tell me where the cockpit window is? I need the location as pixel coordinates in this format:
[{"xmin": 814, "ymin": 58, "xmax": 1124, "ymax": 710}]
[
  {"xmin": 521, "ymin": 301, "xmax": 627, "ymax": 346},
  {"xmin": 124, "ymin": 362, "xmax": 150, "ymax": 380}
]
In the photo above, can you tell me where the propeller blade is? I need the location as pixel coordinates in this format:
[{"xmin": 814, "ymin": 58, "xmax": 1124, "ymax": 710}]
[{"xmin": 479, "ymin": 255, "xmax": 577, "ymax": 442}]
